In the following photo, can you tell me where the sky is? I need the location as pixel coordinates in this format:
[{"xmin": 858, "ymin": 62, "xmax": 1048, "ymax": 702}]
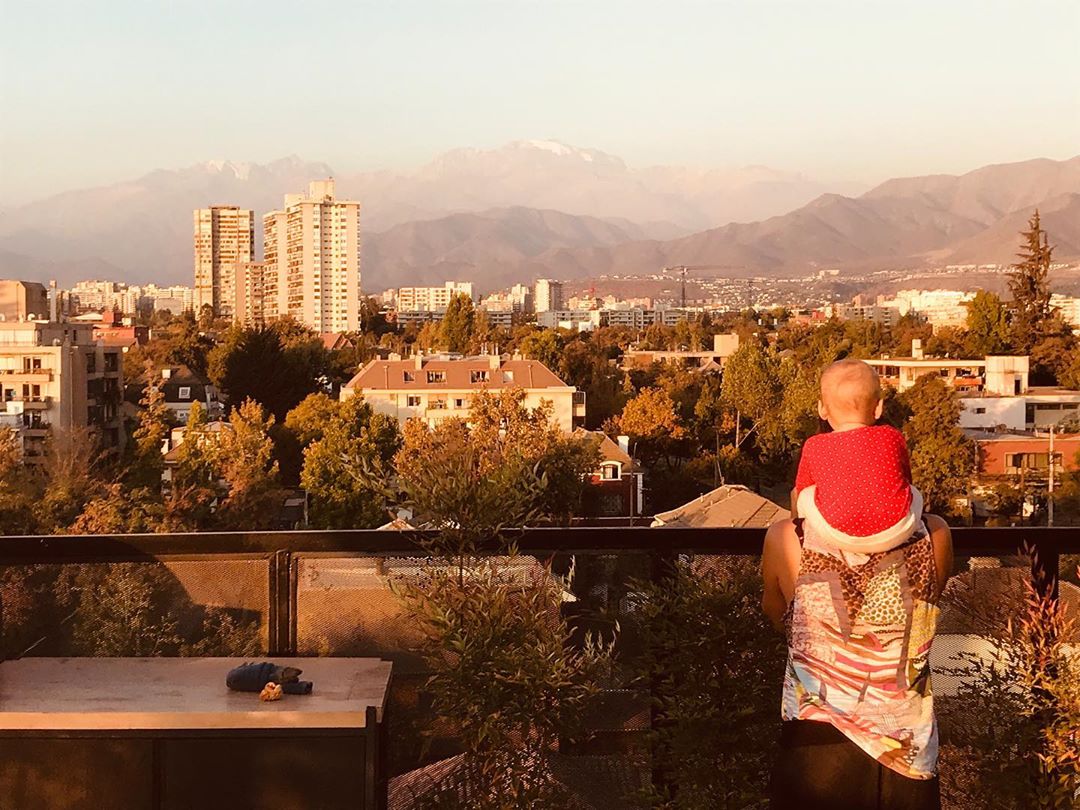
[{"xmin": 1, "ymin": 0, "xmax": 1078, "ymax": 203}]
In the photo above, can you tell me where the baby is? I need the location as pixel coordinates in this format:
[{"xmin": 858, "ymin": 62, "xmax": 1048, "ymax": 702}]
[{"xmin": 793, "ymin": 359, "xmax": 923, "ymax": 552}]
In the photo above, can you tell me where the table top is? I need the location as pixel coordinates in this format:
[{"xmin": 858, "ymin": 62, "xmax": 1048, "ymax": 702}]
[{"xmin": 0, "ymin": 657, "xmax": 392, "ymax": 731}]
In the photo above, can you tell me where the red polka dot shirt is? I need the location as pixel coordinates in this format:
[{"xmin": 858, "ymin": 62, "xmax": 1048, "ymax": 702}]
[{"xmin": 795, "ymin": 424, "xmax": 913, "ymax": 537}]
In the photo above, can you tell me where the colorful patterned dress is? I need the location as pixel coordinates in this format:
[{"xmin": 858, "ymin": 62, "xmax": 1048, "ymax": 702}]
[{"xmin": 781, "ymin": 518, "xmax": 940, "ymax": 779}]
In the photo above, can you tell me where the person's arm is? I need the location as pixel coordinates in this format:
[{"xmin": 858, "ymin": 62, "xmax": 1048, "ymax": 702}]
[
  {"xmin": 762, "ymin": 519, "xmax": 799, "ymax": 631},
  {"xmin": 923, "ymin": 514, "xmax": 954, "ymax": 600},
  {"xmin": 791, "ymin": 441, "xmax": 815, "ymax": 519}
]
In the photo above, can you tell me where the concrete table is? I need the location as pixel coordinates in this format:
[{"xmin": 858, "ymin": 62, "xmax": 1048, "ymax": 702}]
[{"xmin": 0, "ymin": 657, "xmax": 392, "ymax": 810}]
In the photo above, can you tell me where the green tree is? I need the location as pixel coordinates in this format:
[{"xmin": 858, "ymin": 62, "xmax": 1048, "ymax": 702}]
[
  {"xmin": 1008, "ymin": 210, "xmax": 1055, "ymax": 353},
  {"xmin": 965, "ymin": 291, "xmax": 1011, "ymax": 356},
  {"xmin": 516, "ymin": 327, "xmax": 564, "ymax": 369},
  {"xmin": 438, "ymin": 293, "xmax": 476, "ymax": 353},
  {"xmin": 0, "ymin": 427, "xmax": 39, "ymax": 534},
  {"xmin": 899, "ymin": 375, "xmax": 973, "ymax": 517},
  {"xmin": 208, "ymin": 324, "xmax": 328, "ymax": 419},
  {"xmin": 300, "ymin": 396, "xmax": 402, "ymax": 529},
  {"xmin": 720, "ymin": 339, "xmax": 783, "ymax": 452}
]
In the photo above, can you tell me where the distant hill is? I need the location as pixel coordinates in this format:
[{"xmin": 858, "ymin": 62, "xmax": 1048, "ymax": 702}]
[
  {"xmin": 0, "ymin": 141, "xmax": 859, "ymax": 288},
  {"xmin": 0, "ymin": 146, "xmax": 1076, "ymax": 291},
  {"xmin": 537, "ymin": 155, "xmax": 1080, "ymax": 281}
]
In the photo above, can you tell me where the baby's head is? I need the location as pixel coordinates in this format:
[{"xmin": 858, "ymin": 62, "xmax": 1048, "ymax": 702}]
[{"xmin": 818, "ymin": 359, "xmax": 883, "ymax": 430}]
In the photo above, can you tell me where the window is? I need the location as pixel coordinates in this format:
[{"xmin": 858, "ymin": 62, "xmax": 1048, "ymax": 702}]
[
  {"xmin": 503, "ymin": 371, "xmax": 514, "ymax": 383},
  {"xmin": 403, "ymin": 371, "xmax": 415, "ymax": 383},
  {"xmin": 429, "ymin": 397, "xmax": 447, "ymax": 410},
  {"xmin": 973, "ymin": 407, "xmax": 986, "ymax": 414},
  {"xmin": 470, "ymin": 370, "xmax": 490, "ymax": 384},
  {"xmin": 407, "ymin": 395, "xmax": 421, "ymax": 407},
  {"xmin": 178, "ymin": 386, "xmax": 191, "ymax": 400},
  {"xmin": 427, "ymin": 371, "xmax": 446, "ymax": 384},
  {"xmin": 453, "ymin": 397, "xmax": 467, "ymax": 409},
  {"xmin": 601, "ymin": 462, "xmax": 621, "ymax": 480}
]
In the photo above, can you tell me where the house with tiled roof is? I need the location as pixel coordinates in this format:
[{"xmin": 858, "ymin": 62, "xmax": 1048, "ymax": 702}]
[
  {"xmin": 576, "ymin": 429, "xmax": 644, "ymax": 518},
  {"xmin": 651, "ymin": 484, "xmax": 789, "ymax": 528},
  {"xmin": 340, "ymin": 353, "xmax": 585, "ymax": 432}
]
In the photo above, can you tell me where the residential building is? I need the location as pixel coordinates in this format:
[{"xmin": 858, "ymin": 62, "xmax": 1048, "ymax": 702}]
[
  {"xmin": 826, "ymin": 298, "xmax": 902, "ymax": 328},
  {"xmin": 969, "ymin": 431, "xmax": 1080, "ymax": 479},
  {"xmin": 534, "ymin": 279, "xmax": 564, "ymax": 313},
  {"xmin": 1051, "ymin": 294, "xmax": 1080, "ymax": 328},
  {"xmin": 866, "ymin": 341, "xmax": 1029, "ymax": 395},
  {"xmin": 651, "ymin": 484, "xmax": 789, "ymax": 528},
  {"xmin": 888, "ymin": 289, "xmax": 974, "ymax": 328},
  {"xmin": 397, "ymin": 282, "xmax": 474, "ymax": 313},
  {"xmin": 193, "ymin": 205, "xmax": 254, "ymax": 317},
  {"xmin": 623, "ymin": 332, "xmax": 739, "ymax": 370},
  {"xmin": 126, "ymin": 366, "xmax": 222, "ymax": 425},
  {"xmin": 0, "ymin": 321, "xmax": 124, "ymax": 460},
  {"xmin": 960, "ymin": 389, "xmax": 1080, "ymax": 432},
  {"xmin": 231, "ymin": 261, "xmax": 267, "ymax": 328},
  {"xmin": 0, "ymin": 280, "xmax": 49, "ymax": 322},
  {"xmin": 92, "ymin": 310, "xmax": 148, "ymax": 353},
  {"xmin": 69, "ymin": 281, "xmax": 195, "ymax": 316},
  {"xmin": 536, "ymin": 309, "xmax": 602, "ymax": 331},
  {"xmin": 340, "ymin": 353, "xmax": 585, "ymax": 431},
  {"xmin": 262, "ymin": 179, "xmax": 362, "ymax": 333},
  {"xmin": 578, "ymin": 430, "xmax": 644, "ymax": 518}
]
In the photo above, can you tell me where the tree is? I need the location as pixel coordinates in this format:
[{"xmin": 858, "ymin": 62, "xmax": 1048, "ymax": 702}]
[
  {"xmin": 284, "ymin": 392, "xmax": 342, "ymax": 447},
  {"xmin": 215, "ymin": 399, "xmax": 285, "ymax": 530},
  {"xmin": 965, "ymin": 291, "xmax": 1011, "ymax": 356},
  {"xmin": 899, "ymin": 375, "xmax": 973, "ymax": 517},
  {"xmin": 208, "ymin": 325, "xmax": 328, "ymax": 420},
  {"xmin": 300, "ymin": 396, "xmax": 402, "ymax": 529},
  {"xmin": 129, "ymin": 367, "xmax": 173, "ymax": 487},
  {"xmin": 613, "ymin": 387, "xmax": 688, "ymax": 471},
  {"xmin": 720, "ymin": 340, "xmax": 783, "ymax": 452},
  {"xmin": 395, "ymin": 389, "xmax": 600, "ymax": 538},
  {"xmin": 438, "ymin": 293, "xmax": 476, "ymax": 353},
  {"xmin": 516, "ymin": 328, "xmax": 564, "ymax": 369},
  {"xmin": 0, "ymin": 427, "xmax": 39, "ymax": 534},
  {"xmin": 34, "ymin": 428, "xmax": 102, "ymax": 533},
  {"xmin": 1008, "ymin": 210, "xmax": 1054, "ymax": 353}
]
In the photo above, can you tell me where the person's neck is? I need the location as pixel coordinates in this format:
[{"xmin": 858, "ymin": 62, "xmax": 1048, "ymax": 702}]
[{"xmin": 830, "ymin": 420, "xmax": 874, "ymax": 433}]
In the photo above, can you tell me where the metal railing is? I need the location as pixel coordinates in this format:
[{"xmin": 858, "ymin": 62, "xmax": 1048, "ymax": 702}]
[{"xmin": 0, "ymin": 525, "xmax": 1074, "ymax": 809}]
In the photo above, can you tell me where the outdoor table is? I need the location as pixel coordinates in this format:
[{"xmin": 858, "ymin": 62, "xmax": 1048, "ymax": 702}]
[{"xmin": 0, "ymin": 656, "xmax": 391, "ymax": 810}]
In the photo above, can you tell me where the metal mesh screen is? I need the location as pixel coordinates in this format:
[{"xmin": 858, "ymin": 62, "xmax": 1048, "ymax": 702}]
[{"xmin": 0, "ymin": 558, "xmax": 268, "ymax": 660}]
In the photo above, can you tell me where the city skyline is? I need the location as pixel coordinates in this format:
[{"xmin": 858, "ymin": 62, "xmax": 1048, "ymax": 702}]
[{"xmin": 2, "ymin": 1, "xmax": 1079, "ymax": 202}]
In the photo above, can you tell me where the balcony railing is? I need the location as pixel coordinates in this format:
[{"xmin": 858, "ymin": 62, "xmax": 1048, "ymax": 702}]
[{"xmin": 0, "ymin": 526, "xmax": 1073, "ymax": 809}]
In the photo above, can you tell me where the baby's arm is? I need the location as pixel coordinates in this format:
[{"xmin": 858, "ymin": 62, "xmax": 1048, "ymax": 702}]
[{"xmin": 792, "ymin": 441, "xmax": 816, "ymax": 518}]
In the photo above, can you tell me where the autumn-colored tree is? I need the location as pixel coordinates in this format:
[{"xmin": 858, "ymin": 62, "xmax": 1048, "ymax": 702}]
[
  {"xmin": 129, "ymin": 367, "xmax": 173, "ymax": 486},
  {"xmin": 899, "ymin": 375, "xmax": 973, "ymax": 517},
  {"xmin": 215, "ymin": 399, "xmax": 285, "ymax": 530},
  {"xmin": 613, "ymin": 386, "xmax": 688, "ymax": 471},
  {"xmin": 516, "ymin": 327, "xmax": 564, "ymax": 369},
  {"xmin": 284, "ymin": 392, "xmax": 342, "ymax": 446},
  {"xmin": 34, "ymin": 428, "xmax": 102, "ymax": 533}
]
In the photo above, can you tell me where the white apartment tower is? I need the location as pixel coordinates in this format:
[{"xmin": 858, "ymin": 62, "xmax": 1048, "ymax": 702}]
[
  {"xmin": 534, "ymin": 279, "xmax": 564, "ymax": 314},
  {"xmin": 263, "ymin": 179, "xmax": 362, "ymax": 333},
  {"xmin": 193, "ymin": 206, "xmax": 254, "ymax": 317}
]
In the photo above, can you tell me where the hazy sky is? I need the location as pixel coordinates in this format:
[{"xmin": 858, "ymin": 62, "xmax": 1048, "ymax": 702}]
[{"xmin": 2, "ymin": 0, "xmax": 1078, "ymax": 202}]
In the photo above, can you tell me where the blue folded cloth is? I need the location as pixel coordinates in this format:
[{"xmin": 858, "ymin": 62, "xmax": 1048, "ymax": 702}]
[{"xmin": 226, "ymin": 662, "xmax": 313, "ymax": 695}]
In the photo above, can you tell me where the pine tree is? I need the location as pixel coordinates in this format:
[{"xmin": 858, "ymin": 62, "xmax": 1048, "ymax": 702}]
[{"xmin": 1008, "ymin": 210, "xmax": 1054, "ymax": 353}]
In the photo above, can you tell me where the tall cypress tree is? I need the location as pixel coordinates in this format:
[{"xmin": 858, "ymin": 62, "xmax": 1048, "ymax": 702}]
[{"xmin": 1007, "ymin": 210, "xmax": 1054, "ymax": 353}]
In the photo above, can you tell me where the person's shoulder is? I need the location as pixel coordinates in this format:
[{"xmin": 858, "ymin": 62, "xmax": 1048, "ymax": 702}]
[
  {"xmin": 874, "ymin": 424, "xmax": 907, "ymax": 444},
  {"xmin": 801, "ymin": 432, "xmax": 828, "ymax": 453}
]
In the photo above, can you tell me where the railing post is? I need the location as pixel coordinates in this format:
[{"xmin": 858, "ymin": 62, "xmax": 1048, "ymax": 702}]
[
  {"xmin": 268, "ymin": 550, "xmax": 293, "ymax": 656},
  {"xmin": 648, "ymin": 546, "xmax": 679, "ymax": 801}
]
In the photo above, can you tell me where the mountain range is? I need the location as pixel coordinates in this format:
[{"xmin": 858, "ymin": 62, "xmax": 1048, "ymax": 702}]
[{"xmin": 0, "ymin": 142, "xmax": 1077, "ymax": 292}]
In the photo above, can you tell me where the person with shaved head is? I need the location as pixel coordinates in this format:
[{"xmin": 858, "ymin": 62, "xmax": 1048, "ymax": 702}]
[{"xmin": 762, "ymin": 358, "xmax": 951, "ymax": 810}]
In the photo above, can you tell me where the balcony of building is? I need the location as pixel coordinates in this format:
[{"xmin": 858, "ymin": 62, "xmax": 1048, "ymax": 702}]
[{"xmin": 0, "ymin": 526, "xmax": 1073, "ymax": 809}]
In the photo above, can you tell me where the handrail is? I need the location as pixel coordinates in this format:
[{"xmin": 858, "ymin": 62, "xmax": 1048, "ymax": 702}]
[
  {"xmin": 1, "ymin": 526, "xmax": 1067, "ymax": 656},
  {"xmin": 0, "ymin": 525, "xmax": 1073, "ymax": 562}
]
